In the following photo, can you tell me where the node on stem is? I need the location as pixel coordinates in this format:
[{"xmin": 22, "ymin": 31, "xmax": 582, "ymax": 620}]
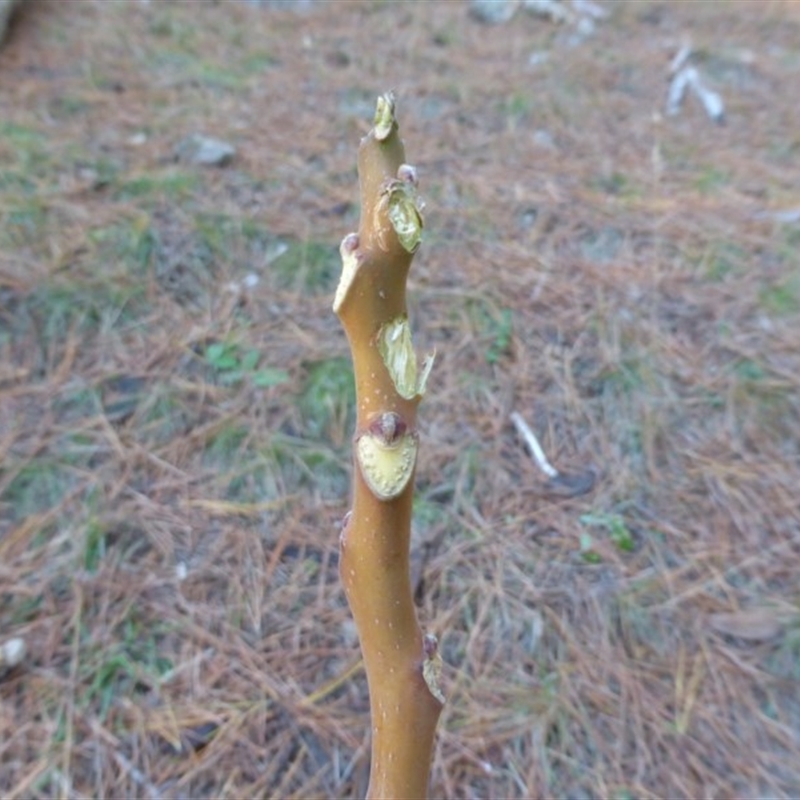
[{"xmin": 356, "ymin": 413, "xmax": 418, "ymax": 502}]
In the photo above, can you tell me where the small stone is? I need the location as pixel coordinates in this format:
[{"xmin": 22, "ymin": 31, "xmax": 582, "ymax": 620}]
[
  {"xmin": 580, "ymin": 226, "xmax": 623, "ymax": 265},
  {"xmin": 177, "ymin": 134, "xmax": 236, "ymax": 167},
  {"xmin": 533, "ymin": 128, "xmax": 556, "ymax": 149},
  {"xmin": 469, "ymin": 0, "xmax": 520, "ymax": 24},
  {"xmin": 523, "ymin": 0, "xmax": 572, "ymax": 23},
  {"xmin": 1, "ymin": 637, "xmax": 25, "ymax": 668},
  {"xmin": 708, "ymin": 610, "xmax": 785, "ymax": 643},
  {"xmin": 528, "ymin": 51, "xmax": 550, "ymax": 67}
]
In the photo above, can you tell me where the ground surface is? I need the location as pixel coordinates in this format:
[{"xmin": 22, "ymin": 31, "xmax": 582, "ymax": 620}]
[{"xmin": 1, "ymin": 1, "xmax": 800, "ymax": 798}]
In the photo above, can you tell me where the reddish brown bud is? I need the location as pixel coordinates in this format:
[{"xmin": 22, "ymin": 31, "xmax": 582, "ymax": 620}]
[{"xmin": 368, "ymin": 411, "xmax": 407, "ymax": 445}]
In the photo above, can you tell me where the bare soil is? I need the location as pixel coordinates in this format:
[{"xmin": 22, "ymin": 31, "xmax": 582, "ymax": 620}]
[{"xmin": 1, "ymin": 1, "xmax": 799, "ymax": 798}]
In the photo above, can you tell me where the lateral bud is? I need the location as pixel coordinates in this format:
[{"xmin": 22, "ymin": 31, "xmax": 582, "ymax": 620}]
[
  {"xmin": 422, "ymin": 633, "xmax": 445, "ymax": 705},
  {"xmin": 397, "ymin": 163, "xmax": 418, "ymax": 186},
  {"xmin": 333, "ymin": 232, "xmax": 360, "ymax": 313}
]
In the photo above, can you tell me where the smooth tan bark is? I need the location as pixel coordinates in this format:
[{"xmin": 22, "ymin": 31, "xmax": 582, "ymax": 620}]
[{"xmin": 334, "ymin": 94, "xmax": 443, "ymax": 800}]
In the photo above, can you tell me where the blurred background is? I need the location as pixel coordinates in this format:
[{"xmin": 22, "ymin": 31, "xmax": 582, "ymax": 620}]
[{"xmin": 1, "ymin": 1, "xmax": 799, "ymax": 797}]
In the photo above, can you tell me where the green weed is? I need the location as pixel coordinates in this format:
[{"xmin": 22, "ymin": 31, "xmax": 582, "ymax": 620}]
[
  {"xmin": 504, "ymin": 92, "xmax": 533, "ymax": 122},
  {"xmin": 596, "ymin": 357, "xmax": 645, "ymax": 397},
  {"xmin": 610, "ymin": 583, "xmax": 673, "ymax": 657},
  {"xmin": 2, "ymin": 460, "xmax": 75, "ymax": 520},
  {"xmin": 88, "ymin": 155, "xmax": 121, "ymax": 186},
  {"xmin": 487, "ymin": 308, "xmax": 513, "ymax": 364},
  {"xmin": 194, "ymin": 428, "xmax": 283, "ymax": 502},
  {"xmin": 0, "ymin": 123, "xmax": 49, "ymax": 175},
  {"xmin": 83, "ymin": 519, "xmax": 107, "ymax": 573},
  {"xmin": 22, "ymin": 280, "xmax": 148, "ymax": 352},
  {"xmin": 779, "ymin": 226, "xmax": 800, "ymax": 257},
  {"xmin": 8, "ymin": 594, "xmax": 43, "ymax": 626},
  {"xmin": 203, "ymin": 422, "xmax": 250, "ymax": 466},
  {"xmin": 0, "ymin": 168, "xmax": 36, "ymax": 193},
  {"xmin": 581, "ymin": 512, "xmax": 635, "ymax": 552},
  {"xmin": 734, "ymin": 358, "xmax": 766, "ymax": 383},
  {"xmin": 145, "ymin": 40, "xmax": 251, "ymax": 90},
  {"xmin": 194, "ymin": 212, "xmax": 241, "ymax": 258},
  {"xmin": 89, "ymin": 218, "xmax": 157, "ymax": 275},
  {"xmin": 82, "ymin": 616, "xmax": 173, "ymax": 721},
  {"xmin": 702, "ymin": 241, "xmax": 747, "ymax": 281},
  {"xmin": 136, "ymin": 383, "xmax": 192, "ymax": 448},
  {"xmin": 49, "ymin": 95, "xmax": 91, "ymax": 118},
  {"xmin": 729, "ymin": 357, "xmax": 795, "ymax": 439},
  {"xmin": 223, "ymin": 462, "xmax": 273, "ymax": 503},
  {"xmin": 148, "ymin": 12, "xmax": 183, "ymax": 39},
  {"xmin": 0, "ymin": 121, "xmax": 45, "ymax": 148},
  {"xmin": 694, "ymin": 166, "xmax": 729, "ymax": 193},
  {"xmin": 204, "ymin": 341, "xmax": 289, "ymax": 388},
  {"xmin": 2, "ymin": 200, "xmax": 48, "ymax": 249},
  {"xmin": 295, "ymin": 446, "xmax": 348, "ymax": 498},
  {"xmin": 190, "ymin": 60, "xmax": 249, "ymax": 90},
  {"xmin": 766, "ymin": 620, "xmax": 800, "ymax": 680},
  {"xmin": 466, "ymin": 300, "xmax": 514, "ymax": 364},
  {"xmin": 759, "ymin": 276, "xmax": 800, "ymax": 316},
  {"xmin": 298, "ymin": 357, "xmax": 355, "ymax": 441},
  {"xmin": 579, "ymin": 533, "xmax": 602, "ymax": 563},
  {"xmin": 241, "ymin": 51, "xmax": 279, "ymax": 73},
  {"xmin": 270, "ymin": 239, "xmax": 339, "ymax": 294},
  {"xmin": 413, "ymin": 496, "xmax": 450, "ymax": 530},
  {"xmin": 116, "ymin": 171, "xmax": 198, "ymax": 202},
  {"xmin": 266, "ymin": 434, "xmax": 348, "ymax": 498},
  {"xmin": 432, "ymin": 29, "xmax": 456, "ymax": 46},
  {"xmin": 85, "ymin": 650, "xmax": 137, "ymax": 720},
  {"xmin": 592, "ymin": 172, "xmax": 630, "ymax": 196}
]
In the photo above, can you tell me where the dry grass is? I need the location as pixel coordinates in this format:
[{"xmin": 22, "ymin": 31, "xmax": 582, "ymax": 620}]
[{"xmin": 1, "ymin": 1, "xmax": 799, "ymax": 798}]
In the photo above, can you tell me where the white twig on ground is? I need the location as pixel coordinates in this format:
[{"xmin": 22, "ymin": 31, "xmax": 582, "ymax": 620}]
[
  {"xmin": 510, "ymin": 411, "xmax": 559, "ymax": 479},
  {"xmin": 666, "ymin": 45, "xmax": 725, "ymax": 123},
  {"xmin": 754, "ymin": 206, "xmax": 800, "ymax": 224},
  {"xmin": 113, "ymin": 750, "xmax": 163, "ymax": 800},
  {"xmin": 666, "ymin": 65, "xmax": 695, "ymax": 116},
  {"xmin": 691, "ymin": 75, "xmax": 724, "ymax": 121},
  {"xmin": 669, "ymin": 41, "xmax": 692, "ymax": 75}
]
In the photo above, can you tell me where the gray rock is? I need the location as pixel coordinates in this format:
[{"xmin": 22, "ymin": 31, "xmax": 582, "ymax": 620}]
[
  {"xmin": 533, "ymin": 128, "xmax": 556, "ymax": 150},
  {"xmin": 176, "ymin": 134, "xmax": 236, "ymax": 167},
  {"xmin": 523, "ymin": 0, "xmax": 572, "ymax": 23},
  {"xmin": 469, "ymin": 0, "xmax": 520, "ymax": 24},
  {"xmin": 580, "ymin": 226, "xmax": 623, "ymax": 265}
]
